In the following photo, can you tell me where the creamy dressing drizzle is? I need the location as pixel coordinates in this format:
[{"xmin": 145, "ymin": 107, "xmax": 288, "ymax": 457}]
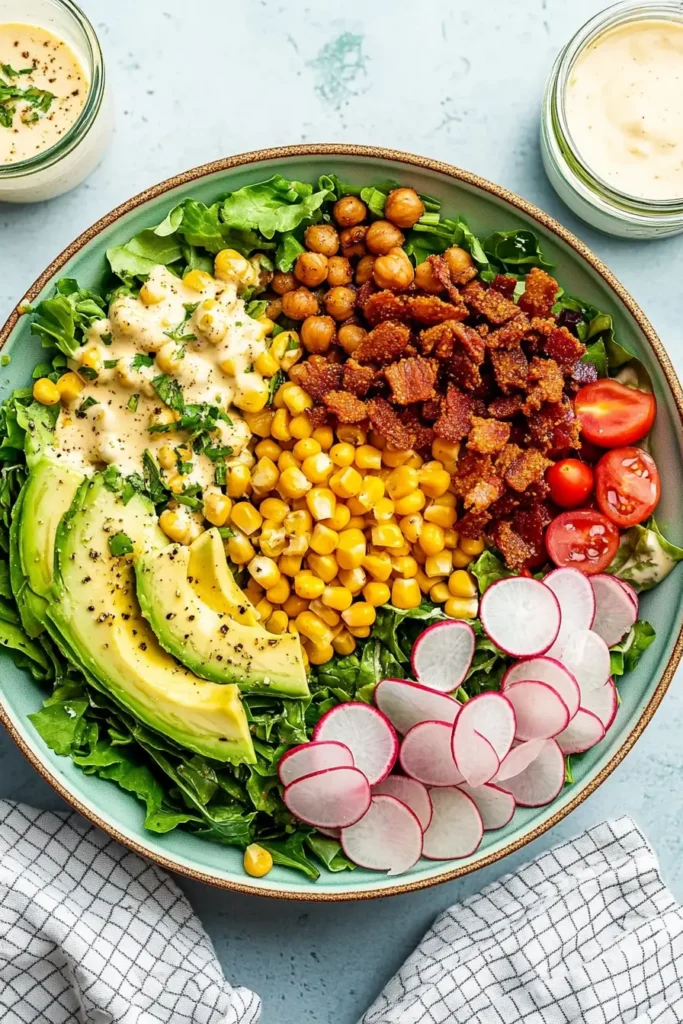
[
  {"xmin": 566, "ymin": 20, "xmax": 683, "ymax": 201},
  {"xmin": 55, "ymin": 266, "xmax": 270, "ymax": 490},
  {"xmin": 0, "ymin": 23, "xmax": 88, "ymax": 164}
]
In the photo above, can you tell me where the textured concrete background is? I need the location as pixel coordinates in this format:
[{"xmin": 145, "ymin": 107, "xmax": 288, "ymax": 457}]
[{"xmin": 1, "ymin": 2, "xmax": 683, "ymax": 1021}]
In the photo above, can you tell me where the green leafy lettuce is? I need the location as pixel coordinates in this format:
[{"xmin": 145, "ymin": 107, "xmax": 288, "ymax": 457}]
[{"xmin": 608, "ymin": 517, "xmax": 683, "ymax": 591}]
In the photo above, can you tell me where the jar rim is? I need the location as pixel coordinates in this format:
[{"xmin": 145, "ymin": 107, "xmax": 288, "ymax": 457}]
[
  {"xmin": 553, "ymin": 0, "xmax": 683, "ymax": 212},
  {"xmin": 0, "ymin": 0, "xmax": 106, "ymax": 180}
]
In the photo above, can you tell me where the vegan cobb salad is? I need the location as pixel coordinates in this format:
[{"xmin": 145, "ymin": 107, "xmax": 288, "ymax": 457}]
[{"xmin": 2, "ymin": 173, "xmax": 680, "ymax": 881}]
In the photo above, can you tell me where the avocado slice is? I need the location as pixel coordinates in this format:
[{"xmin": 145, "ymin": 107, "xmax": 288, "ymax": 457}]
[
  {"xmin": 136, "ymin": 533, "xmax": 309, "ymax": 698},
  {"xmin": 47, "ymin": 475, "xmax": 255, "ymax": 763},
  {"xmin": 187, "ymin": 528, "xmax": 259, "ymax": 626}
]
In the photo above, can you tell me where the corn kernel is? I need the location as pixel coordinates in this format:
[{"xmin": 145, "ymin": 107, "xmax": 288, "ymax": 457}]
[
  {"xmin": 279, "ymin": 554, "xmax": 303, "ymax": 577},
  {"xmin": 300, "ymin": 645, "xmax": 309, "ymax": 668},
  {"xmin": 391, "ymin": 555, "xmax": 418, "ymax": 579},
  {"xmin": 333, "ymin": 630, "xmax": 356, "ymax": 655},
  {"xmin": 260, "ymin": 497, "xmax": 289, "ymax": 524},
  {"xmin": 355, "ymin": 476, "xmax": 385, "ymax": 512},
  {"xmin": 443, "ymin": 528, "xmax": 460, "ymax": 550},
  {"xmin": 227, "ymin": 463, "xmax": 251, "ymax": 499},
  {"xmin": 296, "ymin": 610, "xmax": 333, "ymax": 645},
  {"xmin": 33, "ymin": 378, "xmax": 60, "ymax": 406},
  {"xmin": 435, "ymin": 492, "xmax": 457, "ymax": 508},
  {"xmin": 227, "ymin": 531, "xmax": 256, "ymax": 564},
  {"xmin": 271, "ymin": 330, "xmax": 300, "ymax": 366},
  {"xmin": 159, "ymin": 509, "xmax": 186, "ymax": 543},
  {"xmin": 399, "ymin": 513, "xmax": 423, "ymax": 544},
  {"xmin": 419, "ymin": 523, "xmax": 445, "ymax": 556},
  {"xmin": 342, "ymin": 602, "xmax": 376, "ymax": 628},
  {"xmin": 234, "ymin": 378, "xmax": 269, "ymax": 413},
  {"xmin": 284, "ymin": 509, "xmax": 312, "ymax": 536},
  {"xmin": 391, "ymin": 577, "xmax": 422, "ymax": 610},
  {"xmin": 423, "ymin": 503, "xmax": 457, "ymax": 528},
  {"xmin": 244, "ymin": 843, "xmax": 274, "ymax": 878},
  {"xmin": 204, "ymin": 492, "xmax": 232, "ymax": 527},
  {"xmin": 322, "ymin": 504, "xmax": 351, "ymax": 531},
  {"xmin": 289, "ymin": 413, "xmax": 313, "ymax": 439},
  {"xmin": 425, "ymin": 550, "xmax": 453, "ymax": 578},
  {"xmin": 336, "ymin": 424, "xmax": 367, "ymax": 446},
  {"xmin": 321, "ymin": 586, "xmax": 353, "ymax": 612},
  {"xmin": 278, "ymin": 451, "xmax": 300, "ymax": 472},
  {"xmin": 248, "ymin": 556, "xmax": 281, "ymax": 590},
  {"xmin": 418, "ymin": 465, "xmax": 451, "ymax": 498},
  {"xmin": 183, "ymin": 268, "xmax": 213, "ymax": 292},
  {"xmin": 231, "ymin": 502, "xmax": 262, "ymax": 536},
  {"xmin": 355, "ymin": 445, "xmax": 382, "ymax": 470},
  {"xmin": 309, "ymin": 523, "xmax": 338, "ymax": 555},
  {"xmin": 307, "ymin": 552, "xmax": 339, "ymax": 583},
  {"xmin": 283, "ymin": 534, "xmax": 309, "ymax": 557},
  {"xmin": 270, "ymin": 408, "xmax": 292, "ymax": 442},
  {"xmin": 460, "ymin": 537, "xmax": 486, "ymax": 556},
  {"xmin": 306, "ymin": 487, "xmax": 336, "ymax": 522},
  {"xmin": 347, "ymin": 624, "xmax": 371, "ymax": 638},
  {"xmin": 394, "ymin": 490, "xmax": 425, "ymax": 516},
  {"xmin": 294, "ymin": 572, "xmax": 325, "ymax": 600},
  {"xmin": 55, "ymin": 372, "xmax": 84, "ymax": 403},
  {"xmin": 282, "ymin": 385, "xmax": 313, "ymax": 415},
  {"xmin": 386, "ymin": 467, "xmax": 419, "ymax": 500},
  {"xmin": 266, "ymin": 576, "xmax": 291, "ymax": 604},
  {"xmin": 431, "ymin": 438, "xmax": 461, "ymax": 466},
  {"xmin": 429, "ymin": 581, "xmax": 451, "ymax": 604},
  {"xmin": 415, "ymin": 567, "xmax": 433, "ymax": 594},
  {"xmin": 452, "ymin": 548, "xmax": 474, "ymax": 568},
  {"xmin": 329, "ymin": 466, "xmax": 363, "ymax": 499},
  {"xmin": 448, "ymin": 570, "xmax": 478, "ymax": 599},
  {"xmin": 309, "ymin": 599, "xmax": 341, "ymax": 627},
  {"xmin": 405, "ymin": 454, "xmax": 423, "ymax": 469},
  {"xmin": 279, "ymin": 466, "xmax": 311, "ymax": 499},
  {"xmin": 337, "ymin": 566, "xmax": 366, "ymax": 594},
  {"xmin": 156, "ymin": 341, "xmax": 182, "ymax": 374},
  {"xmin": 215, "ymin": 248, "xmax": 252, "ymax": 283},
  {"xmin": 336, "ymin": 528, "xmax": 366, "ymax": 570},
  {"xmin": 302, "ymin": 452, "xmax": 333, "ymax": 484},
  {"xmin": 330, "ymin": 442, "xmax": 356, "ymax": 467},
  {"xmin": 307, "ymin": 641, "xmax": 335, "ymax": 665},
  {"xmin": 413, "ymin": 544, "xmax": 427, "ymax": 565},
  {"xmin": 362, "ymin": 551, "xmax": 393, "ymax": 582},
  {"xmin": 312, "ymin": 425, "xmax": 334, "ymax": 450},
  {"xmin": 243, "ymin": 409, "xmax": 274, "ymax": 438},
  {"xmin": 293, "ymin": 437, "xmax": 321, "ymax": 460},
  {"xmin": 444, "ymin": 596, "xmax": 478, "ymax": 620},
  {"xmin": 362, "ymin": 581, "xmax": 390, "ymax": 607},
  {"xmin": 382, "ymin": 444, "xmax": 413, "ymax": 468},
  {"xmin": 259, "ymin": 521, "xmax": 286, "ymax": 558},
  {"xmin": 371, "ymin": 523, "xmax": 404, "ymax": 549},
  {"xmin": 256, "ymin": 316, "xmax": 276, "ymax": 339},
  {"xmin": 253, "ymin": 439, "xmax": 279, "ymax": 462},
  {"xmin": 346, "ymin": 515, "xmax": 367, "ymax": 530},
  {"xmin": 283, "ymin": 594, "xmax": 308, "ymax": 617},
  {"xmin": 372, "ymin": 497, "xmax": 395, "ymax": 523},
  {"xmin": 266, "ymin": 610, "xmax": 289, "ymax": 635}
]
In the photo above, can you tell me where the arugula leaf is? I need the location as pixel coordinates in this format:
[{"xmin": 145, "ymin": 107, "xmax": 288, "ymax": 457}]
[
  {"xmin": 28, "ymin": 698, "xmax": 89, "ymax": 755},
  {"xmin": 108, "ymin": 532, "xmax": 134, "ymax": 557}
]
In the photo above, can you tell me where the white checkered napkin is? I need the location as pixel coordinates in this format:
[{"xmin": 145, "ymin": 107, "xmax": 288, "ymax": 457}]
[
  {"xmin": 0, "ymin": 801, "xmax": 260, "ymax": 1024},
  {"xmin": 361, "ymin": 817, "xmax": 683, "ymax": 1024}
]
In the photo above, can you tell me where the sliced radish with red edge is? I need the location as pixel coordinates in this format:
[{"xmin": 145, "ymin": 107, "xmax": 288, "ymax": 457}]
[
  {"xmin": 451, "ymin": 725, "xmax": 500, "ymax": 788},
  {"xmin": 505, "ymin": 680, "xmax": 570, "ymax": 740},
  {"xmin": 479, "ymin": 577, "xmax": 560, "ymax": 657},
  {"xmin": 373, "ymin": 775, "xmax": 432, "ymax": 831},
  {"xmin": 422, "ymin": 787, "xmax": 483, "ymax": 860},
  {"xmin": 374, "ymin": 678, "xmax": 460, "ymax": 735},
  {"xmin": 561, "ymin": 629, "xmax": 611, "ymax": 694},
  {"xmin": 341, "ymin": 795, "xmax": 423, "ymax": 875},
  {"xmin": 456, "ymin": 783, "xmax": 515, "ymax": 830},
  {"xmin": 616, "ymin": 578, "xmax": 639, "ymax": 614},
  {"xmin": 544, "ymin": 567, "xmax": 596, "ymax": 658},
  {"xmin": 580, "ymin": 677, "xmax": 618, "ymax": 731},
  {"xmin": 316, "ymin": 826, "xmax": 341, "ymax": 839},
  {"xmin": 283, "ymin": 767, "xmax": 370, "ymax": 828},
  {"xmin": 590, "ymin": 575, "xmax": 637, "ymax": 647},
  {"xmin": 495, "ymin": 739, "xmax": 546, "ymax": 782},
  {"xmin": 555, "ymin": 708, "xmax": 605, "ymax": 755},
  {"xmin": 452, "ymin": 692, "xmax": 516, "ymax": 761},
  {"xmin": 496, "ymin": 739, "xmax": 565, "ymax": 807},
  {"xmin": 502, "ymin": 657, "xmax": 580, "ymax": 720},
  {"xmin": 411, "ymin": 620, "xmax": 475, "ymax": 693},
  {"xmin": 313, "ymin": 703, "xmax": 398, "ymax": 786},
  {"xmin": 400, "ymin": 721, "xmax": 464, "ymax": 787},
  {"xmin": 278, "ymin": 741, "xmax": 354, "ymax": 787}
]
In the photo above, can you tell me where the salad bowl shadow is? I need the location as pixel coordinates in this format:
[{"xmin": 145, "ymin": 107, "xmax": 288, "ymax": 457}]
[{"xmin": 1, "ymin": 144, "xmax": 683, "ymax": 900}]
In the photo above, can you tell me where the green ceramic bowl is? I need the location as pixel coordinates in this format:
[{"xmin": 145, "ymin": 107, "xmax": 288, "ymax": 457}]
[{"xmin": 2, "ymin": 145, "xmax": 682, "ymax": 900}]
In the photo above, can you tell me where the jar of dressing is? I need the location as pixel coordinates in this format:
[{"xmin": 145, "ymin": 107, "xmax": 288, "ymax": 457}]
[
  {"xmin": 0, "ymin": 0, "xmax": 111, "ymax": 203},
  {"xmin": 541, "ymin": 1, "xmax": 683, "ymax": 238}
]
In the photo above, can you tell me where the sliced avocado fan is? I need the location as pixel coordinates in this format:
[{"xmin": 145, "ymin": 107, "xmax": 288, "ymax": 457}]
[
  {"xmin": 136, "ymin": 529, "xmax": 309, "ymax": 698},
  {"xmin": 187, "ymin": 527, "xmax": 259, "ymax": 626}
]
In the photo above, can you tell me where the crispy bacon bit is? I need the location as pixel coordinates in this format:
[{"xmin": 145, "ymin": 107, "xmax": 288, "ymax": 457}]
[
  {"xmin": 385, "ymin": 357, "xmax": 438, "ymax": 405},
  {"xmin": 523, "ymin": 357, "xmax": 565, "ymax": 412},
  {"xmin": 354, "ymin": 320, "xmax": 411, "ymax": 363},
  {"xmin": 367, "ymin": 397, "xmax": 415, "ymax": 450},
  {"xmin": 322, "ymin": 391, "xmax": 367, "ymax": 423},
  {"xmin": 467, "ymin": 416, "xmax": 511, "ymax": 454},
  {"xmin": 544, "ymin": 326, "xmax": 586, "ymax": 370},
  {"xmin": 485, "ymin": 313, "xmax": 530, "ymax": 351},
  {"xmin": 426, "ymin": 254, "xmax": 462, "ymax": 303},
  {"xmin": 361, "ymin": 290, "xmax": 409, "ymax": 325},
  {"xmin": 462, "ymin": 280, "xmax": 520, "ymax": 325},
  {"xmin": 488, "ymin": 395, "xmax": 523, "ymax": 419},
  {"xmin": 294, "ymin": 361, "xmax": 343, "ymax": 402},
  {"xmin": 342, "ymin": 359, "xmax": 376, "ymax": 397},
  {"xmin": 494, "ymin": 443, "xmax": 523, "ymax": 479},
  {"xmin": 306, "ymin": 405, "xmax": 330, "ymax": 429},
  {"xmin": 452, "ymin": 323, "xmax": 486, "ymax": 364},
  {"xmin": 493, "ymin": 521, "xmax": 533, "ymax": 571},
  {"xmin": 403, "ymin": 412, "xmax": 435, "ymax": 451},
  {"xmin": 355, "ymin": 280, "xmax": 377, "ymax": 311},
  {"xmin": 490, "ymin": 348, "xmax": 529, "ymax": 395},
  {"xmin": 518, "ymin": 267, "xmax": 559, "ymax": 318},
  {"xmin": 421, "ymin": 397, "xmax": 441, "ymax": 421},
  {"xmin": 420, "ymin": 321, "xmax": 455, "ymax": 359},
  {"xmin": 433, "ymin": 384, "xmax": 474, "ymax": 441},
  {"xmin": 490, "ymin": 274, "xmax": 517, "ymax": 300},
  {"xmin": 404, "ymin": 293, "xmax": 469, "ymax": 325},
  {"xmin": 504, "ymin": 448, "xmax": 552, "ymax": 493},
  {"xmin": 453, "ymin": 452, "xmax": 505, "ymax": 512},
  {"xmin": 527, "ymin": 399, "xmax": 581, "ymax": 456},
  {"xmin": 529, "ymin": 316, "xmax": 556, "ymax": 337},
  {"xmin": 447, "ymin": 352, "xmax": 482, "ymax": 393},
  {"xmin": 456, "ymin": 510, "xmax": 492, "ymax": 539}
]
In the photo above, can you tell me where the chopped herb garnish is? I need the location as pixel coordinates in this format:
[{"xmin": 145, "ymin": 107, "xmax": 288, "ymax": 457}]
[
  {"xmin": 286, "ymin": 335, "xmax": 300, "ymax": 351},
  {"xmin": 127, "ymin": 394, "xmax": 139, "ymax": 412},
  {"xmin": 217, "ymin": 525, "xmax": 234, "ymax": 539},
  {"xmin": 102, "ymin": 465, "xmax": 123, "ymax": 493},
  {"xmin": 214, "ymin": 460, "xmax": 227, "ymax": 486},
  {"xmin": 246, "ymin": 299, "xmax": 268, "ymax": 319},
  {"xmin": 100, "ymin": 332, "xmax": 113, "ymax": 346},
  {"xmin": 78, "ymin": 366, "xmax": 98, "ymax": 382},
  {"xmin": 76, "ymin": 396, "xmax": 98, "ymax": 418},
  {"xmin": 130, "ymin": 353, "xmax": 154, "ymax": 370},
  {"xmin": 164, "ymin": 303, "xmax": 198, "ymax": 344},
  {"xmin": 142, "ymin": 450, "xmax": 170, "ymax": 506},
  {"xmin": 175, "ymin": 447, "xmax": 193, "ymax": 475},
  {"xmin": 1, "ymin": 354, "xmax": 11, "ymax": 367},
  {"xmin": 103, "ymin": 359, "xmax": 119, "ymax": 369},
  {"xmin": 267, "ymin": 369, "xmax": 285, "ymax": 405},
  {"xmin": 183, "ymin": 302, "xmax": 200, "ymax": 315},
  {"xmin": 108, "ymin": 532, "xmax": 134, "ymax": 557},
  {"xmin": 152, "ymin": 374, "xmax": 184, "ymax": 412},
  {"xmin": 203, "ymin": 443, "xmax": 233, "ymax": 461},
  {"xmin": 245, "ymin": 363, "xmax": 254, "ymax": 373},
  {"xmin": 0, "ymin": 75, "xmax": 54, "ymax": 129}
]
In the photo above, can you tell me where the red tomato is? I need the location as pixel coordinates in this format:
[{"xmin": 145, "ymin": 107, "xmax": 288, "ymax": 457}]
[
  {"xmin": 546, "ymin": 459, "xmax": 595, "ymax": 508},
  {"xmin": 546, "ymin": 509, "xmax": 620, "ymax": 575},
  {"xmin": 595, "ymin": 446, "xmax": 660, "ymax": 527},
  {"xmin": 575, "ymin": 379, "xmax": 656, "ymax": 447}
]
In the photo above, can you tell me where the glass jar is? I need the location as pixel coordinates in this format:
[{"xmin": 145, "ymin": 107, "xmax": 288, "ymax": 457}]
[
  {"xmin": 0, "ymin": 0, "xmax": 112, "ymax": 203},
  {"xmin": 541, "ymin": 0, "xmax": 683, "ymax": 239}
]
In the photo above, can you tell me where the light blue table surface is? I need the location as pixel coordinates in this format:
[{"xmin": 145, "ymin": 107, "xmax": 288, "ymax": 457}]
[{"xmin": 2, "ymin": 1, "xmax": 683, "ymax": 1020}]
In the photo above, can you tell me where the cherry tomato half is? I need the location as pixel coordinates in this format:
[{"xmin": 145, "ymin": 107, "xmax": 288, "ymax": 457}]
[
  {"xmin": 546, "ymin": 459, "xmax": 595, "ymax": 509},
  {"xmin": 595, "ymin": 445, "xmax": 660, "ymax": 528},
  {"xmin": 546, "ymin": 508, "xmax": 620, "ymax": 575},
  {"xmin": 575, "ymin": 379, "xmax": 656, "ymax": 447}
]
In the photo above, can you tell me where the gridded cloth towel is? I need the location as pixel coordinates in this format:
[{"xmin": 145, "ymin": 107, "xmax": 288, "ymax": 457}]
[
  {"xmin": 0, "ymin": 800, "xmax": 260, "ymax": 1024},
  {"xmin": 361, "ymin": 816, "xmax": 683, "ymax": 1024}
]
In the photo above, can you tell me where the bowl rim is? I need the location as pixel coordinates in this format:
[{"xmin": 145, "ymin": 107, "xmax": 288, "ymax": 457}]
[{"xmin": 1, "ymin": 142, "xmax": 682, "ymax": 901}]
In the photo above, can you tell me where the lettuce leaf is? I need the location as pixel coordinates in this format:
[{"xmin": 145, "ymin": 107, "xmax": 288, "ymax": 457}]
[
  {"xmin": 608, "ymin": 517, "xmax": 683, "ymax": 590},
  {"xmin": 481, "ymin": 230, "xmax": 554, "ymax": 272},
  {"xmin": 28, "ymin": 279, "xmax": 107, "ymax": 357},
  {"xmin": 470, "ymin": 550, "xmax": 514, "ymax": 593},
  {"xmin": 610, "ymin": 620, "xmax": 656, "ymax": 676},
  {"xmin": 220, "ymin": 174, "xmax": 332, "ymax": 239}
]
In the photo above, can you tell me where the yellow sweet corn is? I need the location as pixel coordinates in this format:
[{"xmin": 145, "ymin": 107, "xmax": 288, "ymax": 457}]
[
  {"xmin": 244, "ymin": 844, "xmax": 273, "ymax": 878},
  {"xmin": 362, "ymin": 582, "xmax": 391, "ymax": 607},
  {"xmin": 448, "ymin": 570, "xmax": 478, "ymax": 599},
  {"xmin": 362, "ymin": 551, "xmax": 393, "ymax": 582},
  {"xmin": 330, "ymin": 442, "xmax": 355, "ymax": 467},
  {"xmin": 391, "ymin": 578, "xmax": 422, "ymax": 609},
  {"xmin": 419, "ymin": 523, "xmax": 445, "ymax": 556},
  {"xmin": 444, "ymin": 597, "xmax": 478, "ymax": 620},
  {"xmin": 266, "ymin": 610, "xmax": 289, "ymax": 635},
  {"xmin": 310, "ymin": 523, "xmax": 338, "ymax": 556},
  {"xmin": 307, "ymin": 552, "xmax": 339, "ymax": 583},
  {"xmin": 332, "ymin": 630, "xmax": 356, "ymax": 655},
  {"xmin": 336, "ymin": 528, "xmax": 366, "ymax": 570},
  {"xmin": 203, "ymin": 492, "xmax": 232, "ymax": 527},
  {"xmin": 230, "ymin": 502, "xmax": 263, "ymax": 536},
  {"xmin": 425, "ymin": 550, "xmax": 453, "ymax": 578},
  {"xmin": 386, "ymin": 466, "xmax": 419, "ymax": 500},
  {"xmin": 460, "ymin": 537, "xmax": 486, "ymax": 556},
  {"xmin": 321, "ymin": 586, "xmax": 353, "ymax": 612},
  {"xmin": 355, "ymin": 445, "xmax": 382, "ymax": 470},
  {"xmin": 248, "ymin": 556, "xmax": 281, "ymax": 590},
  {"xmin": 329, "ymin": 466, "xmax": 363, "ymax": 499},
  {"xmin": 337, "ymin": 566, "xmax": 367, "ymax": 594},
  {"xmin": 371, "ymin": 523, "xmax": 403, "ymax": 549},
  {"xmin": 227, "ymin": 463, "xmax": 251, "ymax": 498},
  {"xmin": 341, "ymin": 602, "xmax": 376, "ymax": 628},
  {"xmin": 56, "ymin": 372, "xmax": 84, "ymax": 403},
  {"xmin": 33, "ymin": 378, "xmax": 60, "ymax": 406}
]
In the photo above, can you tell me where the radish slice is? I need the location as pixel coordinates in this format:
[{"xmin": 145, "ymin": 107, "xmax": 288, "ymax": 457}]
[
  {"xmin": 400, "ymin": 721, "xmax": 465, "ymax": 787},
  {"xmin": 283, "ymin": 767, "xmax": 371, "ymax": 828},
  {"xmin": 278, "ymin": 741, "xmax": 354, "ymax": 787},
  {"xmin": 590, "ymin": 575, "xmax": 637, "ymax": 647},
  {"xmin": 373, "ymin": 776, "xmax": 433, "ymax": 831},
  {"xmin": 580, "ymin": 677, "xmax": 618, "ymax": 731},
  {"xmin": 505, "ymin": 680, "xmax": 570, "ymax": 740},
  {"xmin": 452, "ymin": 725, "xmax": 500, "ymax": 788},
  {"xmin": 555, "ymin": 708, "xmax": 605, "ymax": 755},
  {"xmin": 616, "ymin": 578, "xmax": 639, "ymax": 614},
  {"xmin": 496, "ymin": 739, "xmax": 565, "ymax": 807},
  {"xmin": 422, "ymin": 787, "xmax": 484, "ymax": 860},
  {"xmin": 502, "ymin": 657, "xmax": 580, "ymax": 720},
  {"xmin": 452, "ymin": 692, "xmax": 516, "ymax": 760},
  {"xmin": 479, "ymin": 577, "xmax": 560, "ymax": 657},
  {"xmin": 341, "ymin": 795, "xmax": 423, "ymax": 875},
  {"xmin": 456, "ymin": 783, "xmax": 516, "ymax": 830},
  {"xmin": 374, "ymin": 678, "xmax": 460, "ymax": 735},
  {"xmin": 495, "ymin": 738, "xmax": 546, "ymax": 781},
  {"xmin": 316, "ymin": 826, "xmax": 341, "ymax": 838},
  {"xmin": 411, "ymin": 620, "xmax": 475, "ymax": 693},
  {"xmin": 561, "ymin": 630, "xmax": 611, "ymax": 694},
  {"xmin": 313, "ymin": 703, "xmax": 398, "ymax": 785},
  {"xmin": 544, "ymin": 567, "xmax": 596, "ymax": 658}
]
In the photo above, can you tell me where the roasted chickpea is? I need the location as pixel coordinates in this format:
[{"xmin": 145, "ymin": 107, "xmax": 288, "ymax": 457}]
[
  {"xmin": 281, "ymin": 287, "xmax": 319, "ymax": 320},
  {"xmin": 265, "ymin": 296, "xmax": 283, "ymax": 319},
  {"xmin": 384, "ymin": 187, "xmax": 425, "ymax": 229},
  {"xmin": 444, "ymin": 246, "xmax": 474, "ymax": 279},
  {"xmin": 372, "ymin": 247, "xmax": 414, "ymax": 291},
  {"xmin": 304, "ymin": 224, "xmax": 340, "ymax": 257},
  {"xmin": 365, "ymin": 220, "xmax": 405, "ymax": 255},
  {"xmin": 340, "ymin": 225, "xmax": 367, "ymax": 258},
  {"xmin": 333, "ymin": 195, "xmax": 367, "ymax": 227},
  {"xmin": 414, "ymin": 260, "xmax": 445, "ymax": 294},
  {"xmin": 295, "ymin": 251, "xmax": 329, "ymax": 287},
  {"xmin": 324, "ymin": 286, "xmax": 357, "ymax": 322},
  {"xmin": 300, "ymin": 315, "xmax": 336, "ymax": 354},
  {"xmin": 272, "ymin": 271, "xmax": 297, "ymax": 295},
  {"xmin": 355, "ymin": 254, "xmax": 376, "ymax": 285},
  {"xmin": 326, "ymin": 255, "xmax": 352, "ymax": 287},
  {"xmin": 338, "ymin": 324, "xmax": 367, "ymax": 355}
]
